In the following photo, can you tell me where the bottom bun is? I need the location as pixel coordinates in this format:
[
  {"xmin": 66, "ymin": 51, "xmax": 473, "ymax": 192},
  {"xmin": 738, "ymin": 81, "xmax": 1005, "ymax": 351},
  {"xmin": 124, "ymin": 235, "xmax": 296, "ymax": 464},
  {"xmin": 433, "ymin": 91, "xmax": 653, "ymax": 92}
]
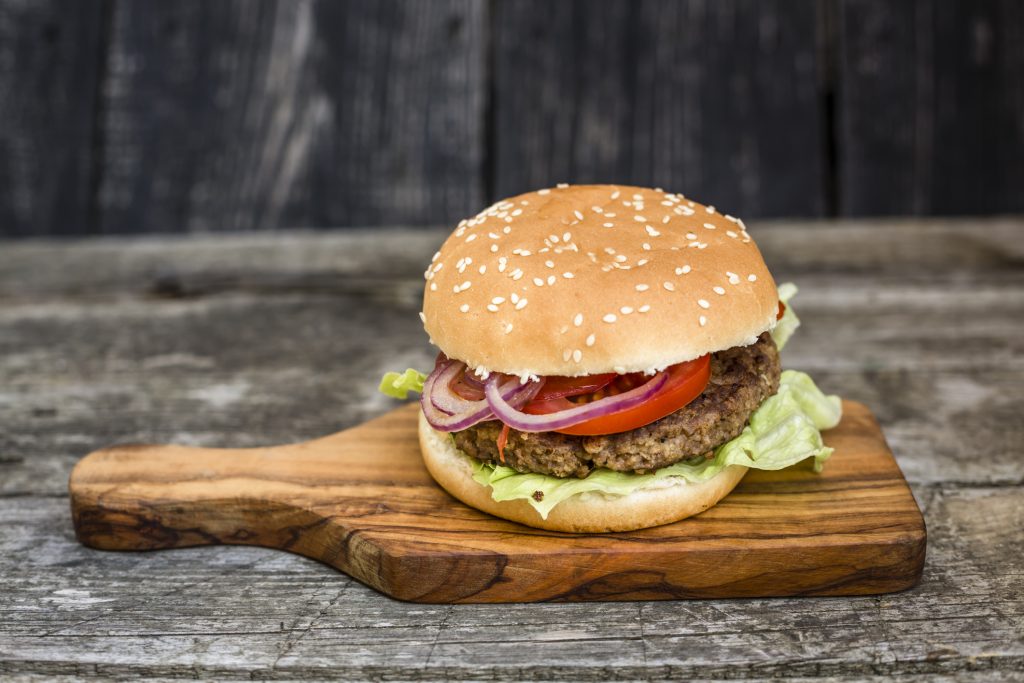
[{"xmin": 418, "ymin": 412, "xmax": 748, "ymax": 533}]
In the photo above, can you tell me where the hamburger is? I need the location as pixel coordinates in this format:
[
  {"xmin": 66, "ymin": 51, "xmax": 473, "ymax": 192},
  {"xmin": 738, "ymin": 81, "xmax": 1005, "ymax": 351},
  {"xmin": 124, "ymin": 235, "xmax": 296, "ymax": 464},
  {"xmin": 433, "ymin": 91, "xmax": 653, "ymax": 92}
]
[{"xmin": 383, "ymin": 184, "xmax": 841, "ymax": 533}]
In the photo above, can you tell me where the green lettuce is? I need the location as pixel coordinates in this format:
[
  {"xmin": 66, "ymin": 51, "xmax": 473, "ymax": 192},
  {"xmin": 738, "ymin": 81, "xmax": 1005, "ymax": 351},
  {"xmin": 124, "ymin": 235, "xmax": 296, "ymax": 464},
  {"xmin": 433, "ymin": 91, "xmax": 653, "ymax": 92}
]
[
  {"xmin": 773, "ymin": 282, "xmax": 800, "ymax": 351},
  {"xmin": 378, "ymin": 368, "xmax": 427, "ymax": 399}
]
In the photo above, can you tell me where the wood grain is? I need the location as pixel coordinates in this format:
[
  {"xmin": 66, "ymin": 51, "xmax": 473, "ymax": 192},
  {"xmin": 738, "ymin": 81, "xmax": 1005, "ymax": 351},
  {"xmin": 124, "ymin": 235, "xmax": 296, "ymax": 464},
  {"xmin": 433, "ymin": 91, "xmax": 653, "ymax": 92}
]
[
  {"xmin": 0, "ymin": 0, "xmax": 104, "ymax": 236},
  {"xmin": 70, "ymin": 400, "xmax": 925, "ymax": 603},
  {"xmin": 96, "ymin": 0, "xmax": 485, "ymax": 233},
  {"xmin": 492, "ymin": 0, "xmax": 826, "ymax": 217},
  {"xmin": 837, "ymin": 0, "xmax": 1024, "ymax": 215}
]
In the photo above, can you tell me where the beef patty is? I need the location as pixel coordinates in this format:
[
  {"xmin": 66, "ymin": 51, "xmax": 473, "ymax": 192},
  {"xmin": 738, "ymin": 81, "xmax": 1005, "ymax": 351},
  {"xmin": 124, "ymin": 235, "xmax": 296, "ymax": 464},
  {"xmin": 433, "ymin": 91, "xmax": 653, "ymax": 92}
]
[{"xmin": 451, "ymin": 333, "xmax": 781, "ymax": 478}]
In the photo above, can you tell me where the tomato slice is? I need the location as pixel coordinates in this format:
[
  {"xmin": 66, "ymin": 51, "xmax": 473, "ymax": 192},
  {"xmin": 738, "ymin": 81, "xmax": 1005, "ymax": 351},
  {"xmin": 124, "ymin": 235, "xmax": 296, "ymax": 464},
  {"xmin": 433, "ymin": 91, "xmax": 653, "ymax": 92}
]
[
  {"xmin": 777, "ymin": 300, "xmax": 786, "ymax": 320},
  {"xmin": 522, "ymin": 355, "xmax": 711, "ymax": 436},
  {"xmin": 532, "ymin": 373, "xmax": 616, "ymax": 401}
]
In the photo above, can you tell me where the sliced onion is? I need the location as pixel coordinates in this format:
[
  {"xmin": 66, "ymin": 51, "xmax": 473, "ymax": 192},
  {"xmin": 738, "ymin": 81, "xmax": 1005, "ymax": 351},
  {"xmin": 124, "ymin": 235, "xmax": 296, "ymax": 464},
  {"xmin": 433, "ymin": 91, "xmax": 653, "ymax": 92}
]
[
  {"xmin": 484, "ymin": 370, "xmax": 668, "ymax": 432},
  {"xmin": 421, "ymin": 360, "xmax": 543, "ymax": 432}
]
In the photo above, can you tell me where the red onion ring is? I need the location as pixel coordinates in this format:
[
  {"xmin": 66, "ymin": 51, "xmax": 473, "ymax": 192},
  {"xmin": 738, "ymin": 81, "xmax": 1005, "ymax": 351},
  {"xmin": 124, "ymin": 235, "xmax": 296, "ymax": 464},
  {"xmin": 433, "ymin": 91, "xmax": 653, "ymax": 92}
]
[
  {"xmin": 421, "ymin": 360, "xmax": 543, "ymax": 432},
  {"xmin": 483, "ymin": 370, "xmax": 668, "ymax": 432}
]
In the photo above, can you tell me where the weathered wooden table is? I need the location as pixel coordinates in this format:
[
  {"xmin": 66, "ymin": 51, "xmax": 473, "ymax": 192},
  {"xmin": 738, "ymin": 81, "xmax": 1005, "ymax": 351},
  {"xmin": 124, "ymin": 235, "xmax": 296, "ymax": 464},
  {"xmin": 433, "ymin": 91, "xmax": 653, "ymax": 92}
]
[{"xmin": 1, "ymin": 220, "xmax": 1021, "ymax": 680}]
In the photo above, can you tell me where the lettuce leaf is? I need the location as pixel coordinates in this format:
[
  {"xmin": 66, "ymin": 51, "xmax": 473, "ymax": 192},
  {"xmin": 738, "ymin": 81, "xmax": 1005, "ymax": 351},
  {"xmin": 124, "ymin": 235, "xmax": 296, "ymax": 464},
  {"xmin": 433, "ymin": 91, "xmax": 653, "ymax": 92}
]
[
  {"xmin": 378, "ymin": 368, "xmax": 427, "ymax": 399},
  {"xmin": 773, "ymin": 282, "xmax": 800, "ymax": 351},
  {"xmin": 471, "ymin": 370, "xmax": 842, "ymax": 518}
]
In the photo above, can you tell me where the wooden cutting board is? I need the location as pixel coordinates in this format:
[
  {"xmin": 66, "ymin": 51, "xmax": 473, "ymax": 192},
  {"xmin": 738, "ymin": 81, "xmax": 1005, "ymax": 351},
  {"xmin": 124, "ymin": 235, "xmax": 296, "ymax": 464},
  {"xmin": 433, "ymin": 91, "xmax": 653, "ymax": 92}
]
[{"xmin": 70, "ymin": 400, "xmax": 926, "ymax": 603}]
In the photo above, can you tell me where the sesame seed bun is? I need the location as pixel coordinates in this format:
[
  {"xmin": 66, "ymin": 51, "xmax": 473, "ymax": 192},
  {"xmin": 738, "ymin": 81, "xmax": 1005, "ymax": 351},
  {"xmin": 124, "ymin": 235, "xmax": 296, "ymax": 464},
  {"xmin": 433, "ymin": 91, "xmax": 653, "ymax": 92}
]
[
  {"xmin": 422, "ymin": 184, "xmax": 778, "ymax": 377},
  {"xmin": 419, "ymin": 412, "xmax": 748, "ymax": 533}
]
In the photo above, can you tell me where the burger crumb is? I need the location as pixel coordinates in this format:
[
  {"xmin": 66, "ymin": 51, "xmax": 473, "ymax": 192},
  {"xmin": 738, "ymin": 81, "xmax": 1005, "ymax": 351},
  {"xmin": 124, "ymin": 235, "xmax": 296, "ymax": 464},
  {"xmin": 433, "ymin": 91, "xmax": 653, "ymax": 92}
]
[{"xmin": 532, "ymin": 491, "xmax": 544, "ymax": 502}]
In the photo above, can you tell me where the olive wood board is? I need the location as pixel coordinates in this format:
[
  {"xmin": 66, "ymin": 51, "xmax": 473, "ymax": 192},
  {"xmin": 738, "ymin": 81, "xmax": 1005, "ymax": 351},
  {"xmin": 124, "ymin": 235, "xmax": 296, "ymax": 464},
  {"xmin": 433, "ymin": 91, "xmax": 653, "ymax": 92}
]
[{"xmin": 69, "ymin": 400, "xmax": 926, "ymax": 603}]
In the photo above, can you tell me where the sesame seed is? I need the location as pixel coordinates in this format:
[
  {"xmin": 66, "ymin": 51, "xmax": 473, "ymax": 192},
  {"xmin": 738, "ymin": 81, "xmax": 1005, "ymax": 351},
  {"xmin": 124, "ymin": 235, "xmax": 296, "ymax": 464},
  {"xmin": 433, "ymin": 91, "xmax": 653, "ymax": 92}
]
[
  {"xmin": 466, "ymin": 234, "xmax": 477, "ymax": 242},
  {"xmin": 592, "ymin": 205, "xmax": 603, "ymax": 213},
  {"xmin": 635, "ymin": 284, "xmax": 649, "ymax": 291},
  {"xmin": 603, "ymin": 313, "xmax": 618, "ymax": 323},
  {"xmin": 432, "ymin": 251, "xmax": 441, "ymax": 262},
  {"xmin": 642, "ymin": 243, "xmax": 652, "ymax": 251},
  {"xmin": 615, "ymin": 254, "xmax": 627, "ymax": 262},
  {"xmin": 563, "ymin": 272, "xmax": 574, "ymax": 279},
  {"xmin": 611, "ymin": 190, "xmax": 621, "ymax": 199},
  {"xmin": 572, "ymin": 349, "xmax": 582, "ymax": 363},
  {"xmin": 725, "ymin": 214, "xmax": 738, "ymax": 223},
  {"xmin": 698, "ymin": 299, "xmax": 710, "ymax": 309},
  {"xmin": 547, "ymin": 275, "xmax": 556, "ymax": 285},
  {"xmin": 488, "ymin": 232, "xmax": 499, "ymax": 239},
  {"xmin": 639, "ymin": 305, "xmax": 651, "ymax": 313},
  {"xmin": 661, "ymin": 200, "xmax": 673, "ymax": 206},
  {"xmin": 418, "ymin": 311, "xmax": 426, "ymax": 323},
  {"xmin": 685, "ymin": 232, "xmax": 697, "ymax": 240},
  {"xmin": 559, "ymin": 326, "xmax": 568, "ymax": 334},
  {"xmin": 538, "ymin": 188, "xmax": 551, "ymax": 195},
  {"xmin": 634, "ymin": 215, "xmax": 646, "ymax": 222},
  {"xmin": 603, "ymin": 222, "xmax": 614, "ymax": 228},
  {"xmin": 748, "ymin": 274, "xmax": 758, "ymax": 282},
  {"xmin": 511, "ymin": 293, "xmax": 520, "ymax": 304},
  {"xmin": 512, "ymin": 271, "xmax": 523, "ymax": 280},
  {"xmin": 637, "ymin": 259, "xmax": 648, "ymax": 266},
  {"xmin": 573, "ymin": 313, "xmax": 583, "ymax": 327},
  {"xmin": 479, "ymin": 265, "xmax": 487, "ymax": 274},
  {"xmin": 645, "ymin": 225, "xmax": 661, "ymax": 237},
  {"xmin": 511, "ymin": 208, "xmax": 523, "ymax": 216},
  {"xmin": 549, "ymin": 234, "xmax": 560, "ymax": 243},
  {"xmin": 614, "ymin": 365, "xmax": 626, "ymax": 374},
  {"xmin": 703, "ymin": 222, "xmax": 716, "ymax": 230},
  {"xmin": 713, "ymin": 286, "xmax": 726, "ymax": 295},
  {"xmin": 504, "ymin": 323, "xmax": 514, "ymax": 334},
  {"xmin": 663, "ymin": 282, "xmax": 675, "ymax": 291},
  {"xmin": 699, "ymin": 315, "xmax": 707, "ymax": 327},
  {"xmin": 706, "ymin": 205, "xmax": 716, "ymax": 214},
  {"xmin": 459, "ymin": 304, "xmax": 469, "ymax": 313},
  {"xmin": 605, "ymin": 212, "xmax": 616, "ymax": 217},
  {"xmin": 562, "ymin": 349, "xmax": 572, "ymax": 361},
  {"xmin": 573, "ymin": 210, "xmax": 584, "ymax": 221},
  {"xmin": 727, "ymin": 271, "xmax": 740, "ymax": 284},
  {"xmin": 586, "ymin": 334, "xmax": 596, "ymax": 347},
  {"xmin": 662, "ymin": 216, "xmax": 670, "ymax": 224},
  {"xmin": 503, "ymin": 226, "xmax": 511, "ymax": 234},
  {"xmin": 557, "ymin": 182, "xmax": 568, "ymax": 188},
  {"xmin": 430, "ymin": 282, "xmax": 437, "ymax": 291},
  {"xmin": 487, "ymin": 304, "xmax": 498, "ymax": 312},
  {"xmin": 563, "ymin": 232, "xmax": 571, "ymax": 242},
  {"xmin": 545, "ymin": 260, "xmax": 555, "ymax": 268},
  {"xmin": 515, "ymin": 299, "xmax": 528, "ymax": 310},
  {"xmin": 490, "ymin": 244, "xmax": 498, "ymax": 253},
  {"xmin": 726, "ymin": 230, "xmax": 738, "ymax": 238},
  {"xmin": 492, "ymin": 297, "xmax": 505, "ymax": 304},
  {"xmin": 533, "ymin": 277, "xmax": 544, "ymax": 287},
  {"xmin": 620, "ymin": 306, "xmax": 634, "ymax": 315}
]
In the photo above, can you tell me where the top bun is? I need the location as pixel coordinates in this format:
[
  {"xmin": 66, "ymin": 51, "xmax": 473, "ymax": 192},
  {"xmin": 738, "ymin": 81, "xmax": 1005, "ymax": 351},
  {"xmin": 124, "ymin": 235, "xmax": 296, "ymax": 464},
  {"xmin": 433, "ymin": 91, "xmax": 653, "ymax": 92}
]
[{"xmin": 421, "ymin": 185, "xmax": 778, "ymax": 378}]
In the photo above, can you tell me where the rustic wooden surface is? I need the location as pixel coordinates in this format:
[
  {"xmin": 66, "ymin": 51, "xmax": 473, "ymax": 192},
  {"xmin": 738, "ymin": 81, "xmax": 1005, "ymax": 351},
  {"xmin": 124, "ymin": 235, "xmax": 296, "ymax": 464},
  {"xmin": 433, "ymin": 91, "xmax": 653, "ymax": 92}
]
[
  {"xmin": 5, "ymin": 0, "xmax": 1024, "ymax": 236},
  {"xmin": 0, "ymin": 219, "xmax": 1022, "ymax": 677},
  {"xmin": 69, "ymin": 400, "xmax": 925, "ymax": 603}
]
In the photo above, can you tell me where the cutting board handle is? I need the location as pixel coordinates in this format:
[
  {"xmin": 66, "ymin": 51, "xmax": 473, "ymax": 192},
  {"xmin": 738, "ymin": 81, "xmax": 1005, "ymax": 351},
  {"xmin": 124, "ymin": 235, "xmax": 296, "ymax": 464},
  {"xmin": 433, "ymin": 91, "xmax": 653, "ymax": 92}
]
[{"xmin": 70, "ymin": 441, "xmax": 329, "ymax": 553}]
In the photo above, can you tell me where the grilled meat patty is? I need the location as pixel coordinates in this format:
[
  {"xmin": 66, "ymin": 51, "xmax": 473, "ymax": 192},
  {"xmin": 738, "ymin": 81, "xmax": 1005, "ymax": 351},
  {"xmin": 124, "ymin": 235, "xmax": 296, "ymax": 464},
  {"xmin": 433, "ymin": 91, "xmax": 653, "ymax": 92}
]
[{"xmin": 451, "ymin": 333, "xmax": 781, "ymax": 478}]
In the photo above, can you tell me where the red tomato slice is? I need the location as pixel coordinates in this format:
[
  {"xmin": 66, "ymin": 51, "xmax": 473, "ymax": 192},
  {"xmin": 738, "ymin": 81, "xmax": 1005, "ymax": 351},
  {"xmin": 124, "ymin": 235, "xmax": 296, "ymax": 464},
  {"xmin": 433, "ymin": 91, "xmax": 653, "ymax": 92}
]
[
  {"xmin": 777, "ymin": 300, "xmax": 786, "ymax": 320},
  {"xmin": 532, "ymin": 373, "xmax": 616, "ymax": 401},
  {"xmin": 523, "ymin": 355, "xmax": 711, "ymax": 436}
]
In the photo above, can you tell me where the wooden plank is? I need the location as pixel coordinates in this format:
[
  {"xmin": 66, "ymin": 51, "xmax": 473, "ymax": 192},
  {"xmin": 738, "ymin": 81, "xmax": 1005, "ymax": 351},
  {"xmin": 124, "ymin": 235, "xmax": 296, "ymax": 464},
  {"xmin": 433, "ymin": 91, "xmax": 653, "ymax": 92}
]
[
  {"xmin": 68, "ymin": 400, "xmax": 925, "ymax": 602},
  {"xmin": 0, "ymin": 0, "xmax": 104, "ymax": 236},
  {"xmin": 97, "ymin": 0, "xmax": 485, "ymax": 234},
  {"xmin": 492, "ymin": 0, "xmax": 825, "ymax": 218},
  {"xmin": 1, "ymin": 486, "xmax": 1020, "ymax": 677},
  {"xmin": 836, "ymin": 0, "xmax": 1024, "ymax": 215}
]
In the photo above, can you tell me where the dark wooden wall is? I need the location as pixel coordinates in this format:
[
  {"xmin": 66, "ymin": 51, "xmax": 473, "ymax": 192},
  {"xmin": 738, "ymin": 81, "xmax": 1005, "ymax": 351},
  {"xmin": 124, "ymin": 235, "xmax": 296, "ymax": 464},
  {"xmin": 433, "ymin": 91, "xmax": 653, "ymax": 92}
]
[{"xmin": 1, "ymin": 0, "xmax": 1022, "ymax": 237}]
